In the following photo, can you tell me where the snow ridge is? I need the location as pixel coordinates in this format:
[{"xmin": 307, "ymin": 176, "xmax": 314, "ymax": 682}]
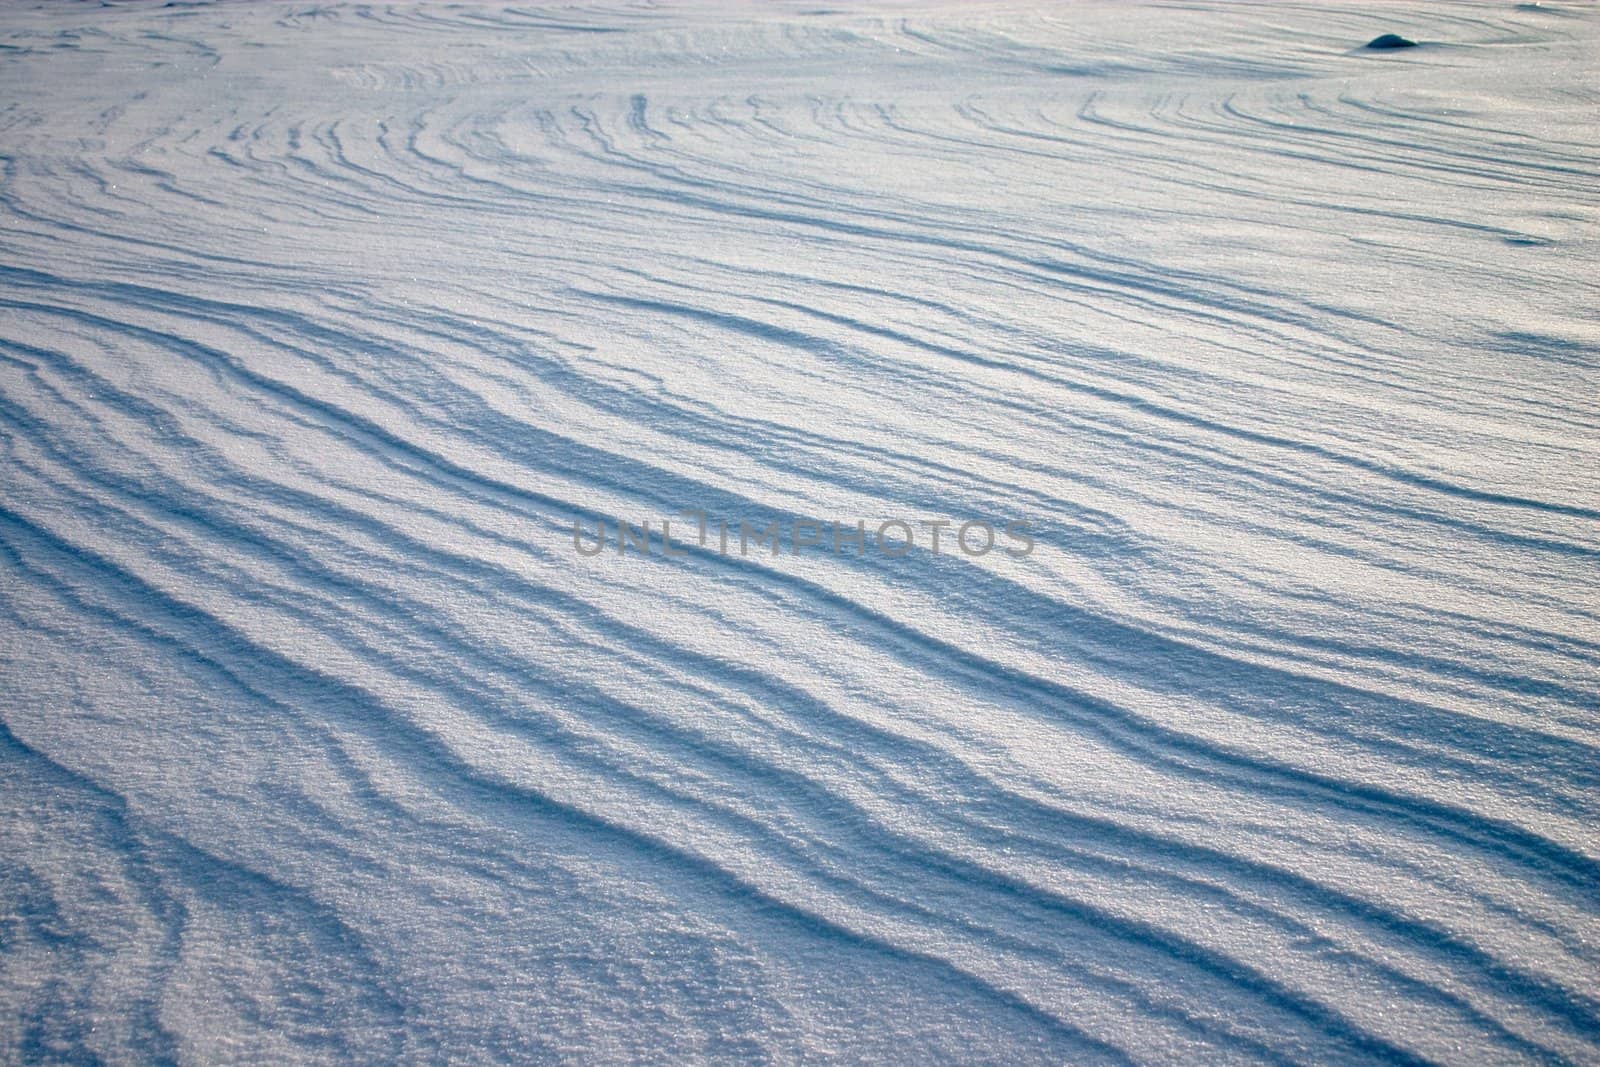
[{"xmin": 1, "ymin": 1, "xmax": 1596, "ymax": 1062}]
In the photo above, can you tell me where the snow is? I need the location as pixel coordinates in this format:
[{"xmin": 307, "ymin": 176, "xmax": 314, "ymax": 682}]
[{"xmin": 1, "ymin": 0, "xmax": 1597, "ymax": 1062}]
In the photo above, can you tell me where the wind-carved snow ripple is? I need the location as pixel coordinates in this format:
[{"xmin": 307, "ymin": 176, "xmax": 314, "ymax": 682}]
[{"xmin": 1, "ymin": 1, "xmax": 1597, "ymax": 1063}]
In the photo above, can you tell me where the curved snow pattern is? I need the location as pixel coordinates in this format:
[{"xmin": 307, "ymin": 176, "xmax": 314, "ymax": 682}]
[{"xmin": 1, "ymin": 1, "xmax": 1596, "ymax": 1063}]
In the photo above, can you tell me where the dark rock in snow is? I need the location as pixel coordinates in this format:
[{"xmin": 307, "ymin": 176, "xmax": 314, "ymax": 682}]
[{"xmin": 1366, "ymin": 33, "xmax": 1419, "ymax": 50}]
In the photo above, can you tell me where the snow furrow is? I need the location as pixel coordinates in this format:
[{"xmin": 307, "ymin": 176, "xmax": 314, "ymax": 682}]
[{"xmin": 1, "ymin": 1, "xmax": 1596, "ymax": 1062}]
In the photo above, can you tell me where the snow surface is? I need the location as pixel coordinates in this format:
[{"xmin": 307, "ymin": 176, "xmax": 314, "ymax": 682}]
[{"xmin": 1, "ymin": 0, "xmax": 1597, "ymax": 1062}]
